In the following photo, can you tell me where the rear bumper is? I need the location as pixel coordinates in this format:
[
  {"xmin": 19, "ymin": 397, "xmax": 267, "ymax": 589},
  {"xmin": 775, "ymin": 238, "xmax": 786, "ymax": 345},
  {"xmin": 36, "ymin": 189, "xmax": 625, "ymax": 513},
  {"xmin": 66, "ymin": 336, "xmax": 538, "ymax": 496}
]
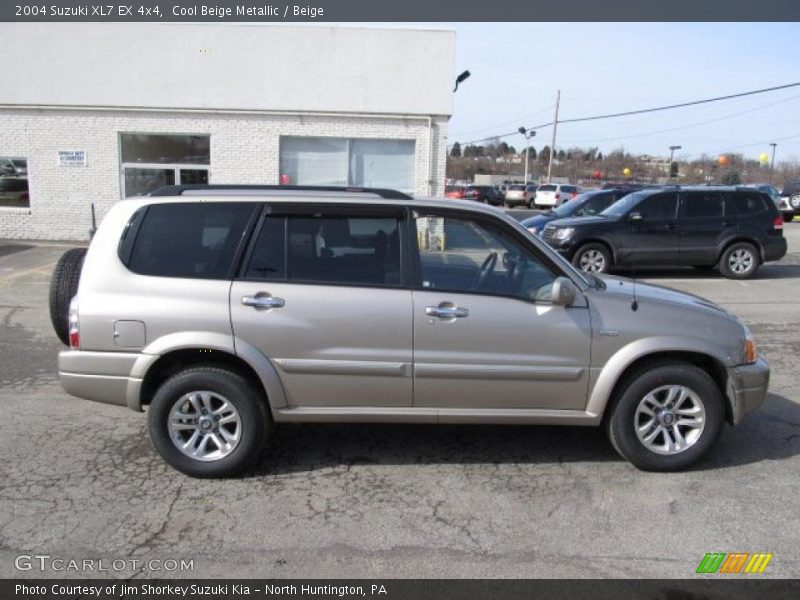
[
  {"xmin": 726, "ymin": 357, "xmax": 770, "ymax": 425},
  {"xmin": 58, "ymin": 350, "xmax": 155, "ymax": 411},
  {"xmin": 763, "ymin": 237, "xmax": 788, "ymax": 262}
]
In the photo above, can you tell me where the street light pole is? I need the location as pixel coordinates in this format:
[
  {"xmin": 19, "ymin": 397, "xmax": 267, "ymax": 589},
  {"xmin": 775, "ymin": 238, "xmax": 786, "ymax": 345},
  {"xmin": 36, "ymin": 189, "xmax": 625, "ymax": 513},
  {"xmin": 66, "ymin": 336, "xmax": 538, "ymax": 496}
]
[
  {"xmin": 769, "ymin": 143, "xmax": 777, "ymax": 183},
  {"xmin": 668, "ymin": 145, "xmax": 681, "ymax": 182},
  {"xmin": 518, "ymin": 127, "xmax": 536, "ymax": 185}
]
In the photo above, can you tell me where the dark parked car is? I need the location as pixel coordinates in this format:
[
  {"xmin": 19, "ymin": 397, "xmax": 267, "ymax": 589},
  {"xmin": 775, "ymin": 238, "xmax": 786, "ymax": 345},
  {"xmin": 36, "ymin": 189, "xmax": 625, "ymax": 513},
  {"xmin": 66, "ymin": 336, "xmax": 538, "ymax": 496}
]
[
  {"xmin": 521, "ymin": 189, "xmax": 634, "ymax": 235},
  {"xmin": 541, "ymin": 187, "xmax": 787, "ymax": 279},
  {"xmin": 465, "ymin": 185, "xmax": 504, "ymax": 206}
]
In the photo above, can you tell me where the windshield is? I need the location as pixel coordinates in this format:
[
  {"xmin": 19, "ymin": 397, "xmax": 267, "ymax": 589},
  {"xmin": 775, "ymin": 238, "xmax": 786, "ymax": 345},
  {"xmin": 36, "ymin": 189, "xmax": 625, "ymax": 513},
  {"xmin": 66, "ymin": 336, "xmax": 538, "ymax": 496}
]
[
  {"xmin": 508, "ymin": 184, "xmax": 525, "ymax": 191},
  {"xmin": 538, "ymin": 184, "xmax": 556, "ymax": 192},
  {"xmin": 601, "ymin": 191, "xmax": 648, "ymax": 216}
]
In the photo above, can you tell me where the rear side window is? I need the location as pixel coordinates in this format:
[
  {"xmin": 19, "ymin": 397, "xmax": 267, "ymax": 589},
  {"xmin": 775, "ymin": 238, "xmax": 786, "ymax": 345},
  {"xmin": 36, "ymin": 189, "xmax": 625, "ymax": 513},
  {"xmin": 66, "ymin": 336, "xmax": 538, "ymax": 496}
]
[
  {"xmin": 127, "ymin": 202, "xmax": 254, "ymax": 278},
  {"xmin": 244, "ymin": 212, "xmax": 403, "ymax": 287},
  {"xmin": 728, "ymin": 192, "xmax": 767, "ymax": 216},
  {"xmin": 682, "ymin": 193, "xmax": 723, "ymax": 218},
  {"xmin": 538, "ymin": 184, "xmax": 556, "ymax": 192}
]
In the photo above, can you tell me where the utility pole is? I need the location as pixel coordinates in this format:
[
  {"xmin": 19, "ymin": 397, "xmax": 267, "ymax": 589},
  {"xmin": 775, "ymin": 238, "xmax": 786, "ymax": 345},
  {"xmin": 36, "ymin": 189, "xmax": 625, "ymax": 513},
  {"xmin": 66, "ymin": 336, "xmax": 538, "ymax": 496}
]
[
  {"xmin": 769, "ymin": 143, "xmax": 777, "ymax": 183},
  {"xmin": 668, "ymin": 145, "xmax": 681, "ymax": 182},
  {"xmin": 546, "ymin": 90, "xmax": 560, "ymax": 183}
]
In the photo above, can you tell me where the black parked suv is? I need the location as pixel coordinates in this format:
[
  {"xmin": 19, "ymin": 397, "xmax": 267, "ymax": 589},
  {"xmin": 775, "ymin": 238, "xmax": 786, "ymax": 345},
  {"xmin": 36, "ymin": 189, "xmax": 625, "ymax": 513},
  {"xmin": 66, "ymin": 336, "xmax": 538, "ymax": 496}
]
[{"xmin": 541, "ymin": 187, "xmax": 787, "ymax": 279}]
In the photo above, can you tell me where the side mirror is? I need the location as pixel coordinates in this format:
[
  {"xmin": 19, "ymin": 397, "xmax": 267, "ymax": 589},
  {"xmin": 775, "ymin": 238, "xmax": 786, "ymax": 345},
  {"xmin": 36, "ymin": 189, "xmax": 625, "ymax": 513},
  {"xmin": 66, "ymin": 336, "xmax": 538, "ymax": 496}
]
[
  {"xmin": 628, "ymin": 211, "xmax": 643, "ymax": 222},
  {"xmin": 551, "ymin": 276, "xmax": 577, "ymax": 307}
]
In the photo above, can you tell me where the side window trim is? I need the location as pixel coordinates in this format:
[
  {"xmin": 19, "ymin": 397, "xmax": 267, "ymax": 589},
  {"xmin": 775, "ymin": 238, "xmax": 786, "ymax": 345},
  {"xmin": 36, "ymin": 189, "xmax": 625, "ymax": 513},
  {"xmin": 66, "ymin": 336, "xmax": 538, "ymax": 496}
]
[{"xmin": 236, "ymin": 207, "xmax": 287, "ymax": 282}]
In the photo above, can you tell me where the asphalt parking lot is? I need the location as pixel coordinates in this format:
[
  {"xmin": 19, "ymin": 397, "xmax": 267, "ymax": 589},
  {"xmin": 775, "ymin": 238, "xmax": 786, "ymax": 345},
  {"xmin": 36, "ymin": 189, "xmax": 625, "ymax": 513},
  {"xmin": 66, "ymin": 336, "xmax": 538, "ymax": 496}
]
[{"xmin": 1, "ymin": 227, "xmax": 799, "ymax": 579}]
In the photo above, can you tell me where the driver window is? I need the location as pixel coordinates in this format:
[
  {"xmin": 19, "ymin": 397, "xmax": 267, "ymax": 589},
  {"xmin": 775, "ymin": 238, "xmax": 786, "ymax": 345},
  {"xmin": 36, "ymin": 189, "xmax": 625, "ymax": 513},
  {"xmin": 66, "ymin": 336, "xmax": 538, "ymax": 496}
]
[{"xmin": 414, "ymin": 214, "xmax": 557, "ymax": 301}]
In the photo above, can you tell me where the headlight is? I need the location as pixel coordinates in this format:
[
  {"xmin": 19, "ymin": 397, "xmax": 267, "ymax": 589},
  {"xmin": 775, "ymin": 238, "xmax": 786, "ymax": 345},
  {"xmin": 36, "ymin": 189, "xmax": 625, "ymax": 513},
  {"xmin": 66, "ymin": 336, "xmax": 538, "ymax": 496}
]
[{"xmin": 552, "ymin": 227, "xmax": 575, "ymax": 241}]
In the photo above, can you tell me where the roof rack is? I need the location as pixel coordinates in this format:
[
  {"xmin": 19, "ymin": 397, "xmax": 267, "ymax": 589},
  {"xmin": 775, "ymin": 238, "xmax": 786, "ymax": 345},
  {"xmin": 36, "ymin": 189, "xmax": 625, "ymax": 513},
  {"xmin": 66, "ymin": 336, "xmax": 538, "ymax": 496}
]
[{"xmin": 149, "ymin": 184, "xmax": 413, "ymax": 200}]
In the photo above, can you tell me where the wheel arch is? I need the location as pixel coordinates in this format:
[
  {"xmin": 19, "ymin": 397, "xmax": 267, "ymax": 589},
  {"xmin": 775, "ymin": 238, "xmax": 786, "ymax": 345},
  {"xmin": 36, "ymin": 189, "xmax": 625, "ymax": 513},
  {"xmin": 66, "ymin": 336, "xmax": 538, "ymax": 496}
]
[
  {"xmin": 128, "ymin": 333, "xmax": 287, "ymax": 412},
  {"xmin": 588, "ymin": 339, "xmax": 735, "ymax": 425},
  {"xmin": 719, "ymin": 236, "xmax": 764, "ymax": 263},
  {"xmin": 572, "ymin": 238, "xmax": 616, "ymax": 264}
]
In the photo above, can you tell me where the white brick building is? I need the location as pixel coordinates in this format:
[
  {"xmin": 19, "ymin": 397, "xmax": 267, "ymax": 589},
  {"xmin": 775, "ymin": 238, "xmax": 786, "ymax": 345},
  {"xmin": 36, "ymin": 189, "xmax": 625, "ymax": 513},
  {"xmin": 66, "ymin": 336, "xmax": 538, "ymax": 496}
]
[{"xmin": 0, "ymin": 24, "xmax": 455, "ymax": 241}]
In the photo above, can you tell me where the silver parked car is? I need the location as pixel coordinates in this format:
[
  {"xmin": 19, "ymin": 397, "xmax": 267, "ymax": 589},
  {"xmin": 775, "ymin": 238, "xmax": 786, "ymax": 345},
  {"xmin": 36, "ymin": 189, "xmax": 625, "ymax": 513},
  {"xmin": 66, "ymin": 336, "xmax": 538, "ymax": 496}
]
[{"xmin": 53, "ymin": 185, "xmax": 769, "ymax": 477}]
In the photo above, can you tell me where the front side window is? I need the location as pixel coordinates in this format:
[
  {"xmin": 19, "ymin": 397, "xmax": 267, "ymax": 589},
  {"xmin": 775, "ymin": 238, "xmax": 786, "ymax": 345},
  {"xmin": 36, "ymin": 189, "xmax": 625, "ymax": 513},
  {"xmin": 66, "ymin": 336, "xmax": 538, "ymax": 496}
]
[
  {"xmin": 414, "ymin": 213, "xmax": 557, "ymax": 302},
  {"xmin": 682, "ymin": 193, "xmax": 723, "ymax": 218},
  {"xmin": 636, "ymin": 193, "xmax": 678, "ymax": 220},
  {"xmin": 127, "ymin": 202, "xmax": 254, "ymax": 278},
  {"xmin": 0, "ymin": 156, "xmax": 29, "ymax": 208},
  {"xmin": 120, "ymin": 134, "xmax": 210, "ymax": 197},
  {"xmin": 245, "ymin": 212, "xmax": 403, "ymax": 287}
]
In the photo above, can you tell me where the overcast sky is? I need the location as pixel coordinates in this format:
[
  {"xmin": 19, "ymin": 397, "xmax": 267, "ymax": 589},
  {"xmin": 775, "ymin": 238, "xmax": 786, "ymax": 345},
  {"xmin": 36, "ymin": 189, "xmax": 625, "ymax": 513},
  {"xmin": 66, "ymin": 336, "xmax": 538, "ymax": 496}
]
[{"xmin": 440, "ymin": 22, "xmax": 800, "ymax": 162}]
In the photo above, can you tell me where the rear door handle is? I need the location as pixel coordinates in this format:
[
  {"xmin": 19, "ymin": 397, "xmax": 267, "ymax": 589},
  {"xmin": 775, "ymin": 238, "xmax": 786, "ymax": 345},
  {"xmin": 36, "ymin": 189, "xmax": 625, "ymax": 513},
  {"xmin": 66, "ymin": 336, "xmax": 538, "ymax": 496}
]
[
  {"xmin": 665, "ymin": 223, "xmax": 677, "ymax": 230},
  {"xmin": 426, "ymin": 305, "xmax": 469, "ymax": 319},
  {"xmin": 242, "ymin": 295, "xmax": 285, "ymax": 309}
]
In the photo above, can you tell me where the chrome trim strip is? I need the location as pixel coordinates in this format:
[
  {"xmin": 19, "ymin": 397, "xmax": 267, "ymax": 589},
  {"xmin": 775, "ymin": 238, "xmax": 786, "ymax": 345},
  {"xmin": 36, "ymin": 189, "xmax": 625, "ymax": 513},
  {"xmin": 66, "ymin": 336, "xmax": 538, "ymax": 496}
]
[
  {"xmin": 414, "ymin": 363, "xmax": 584, "ymax": 381},
  {"xmin": 273, "ymin": 406, "xmax": 599, "ymax": 425},
  {"xmin": 275, "ymin": 359, "xmax": 410, "ymax": 377}
]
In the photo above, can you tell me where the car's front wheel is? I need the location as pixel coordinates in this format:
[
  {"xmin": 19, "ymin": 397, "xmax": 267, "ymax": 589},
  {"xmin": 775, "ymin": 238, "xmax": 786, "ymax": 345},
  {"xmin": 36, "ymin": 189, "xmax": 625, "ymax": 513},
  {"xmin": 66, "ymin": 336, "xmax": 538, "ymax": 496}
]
[
  {"xmin": 148, "ymin": 366, "xmax": 269, "ymax": 477},
  {"xmin": 572, "ymin": 243, "xmax": 612, "ymax": 274},
  {"xmin": 606, "ymin": 362, "xmax": 725, "ymax": 471}
]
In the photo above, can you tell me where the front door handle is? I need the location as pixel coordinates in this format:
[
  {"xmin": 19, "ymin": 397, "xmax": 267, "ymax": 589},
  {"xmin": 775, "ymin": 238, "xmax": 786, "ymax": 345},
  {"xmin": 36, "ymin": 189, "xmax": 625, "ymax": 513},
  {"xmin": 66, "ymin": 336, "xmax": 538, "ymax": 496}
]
[
  {"xmin": 665, "ymin": 223, "xmax": 677, "ymax": 230},
  {"xmin": 426, "ymin": 305, "xmax": 469, "ymax": 319},
  {"xmin": 242, "ymin": 295, "xmax": 285, "ymax": 309}
]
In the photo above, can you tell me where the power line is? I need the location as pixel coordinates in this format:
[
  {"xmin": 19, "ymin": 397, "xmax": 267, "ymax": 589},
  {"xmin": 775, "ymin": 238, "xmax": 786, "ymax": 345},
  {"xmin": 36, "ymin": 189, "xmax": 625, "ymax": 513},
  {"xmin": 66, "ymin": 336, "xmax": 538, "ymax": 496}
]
[
  {"xmin": 447, "ymin": 80, "xmax": 800, "ymax": 149},
  {"xmin": 558, "ymin": 92, "xmax": 800, "ymax": 146}
]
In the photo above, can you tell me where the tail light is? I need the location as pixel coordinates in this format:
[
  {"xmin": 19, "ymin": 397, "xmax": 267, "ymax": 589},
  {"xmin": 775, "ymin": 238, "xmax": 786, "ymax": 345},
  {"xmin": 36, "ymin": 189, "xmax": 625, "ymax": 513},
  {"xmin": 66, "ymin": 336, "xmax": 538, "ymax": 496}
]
[
  {"xmin": 555, "ymin": 192, "xmax": 561, "ymax": 200},
  {"xmin": 68, "ymin": 297, "xmax": 80, "ymax": 349},
  {"xmin": 773, "ymin": 216, "xmax": 784, "ymax": 230}
]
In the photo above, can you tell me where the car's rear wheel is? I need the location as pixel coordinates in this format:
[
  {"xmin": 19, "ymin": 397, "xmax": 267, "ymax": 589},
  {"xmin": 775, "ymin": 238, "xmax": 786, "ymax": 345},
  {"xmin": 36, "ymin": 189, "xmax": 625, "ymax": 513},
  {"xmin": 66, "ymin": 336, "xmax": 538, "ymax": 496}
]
[
  {"xmin": 48, "ymin": 247, "xmax": 87, "ymax": 345},
  {"xmin": 784, "ymin": 214, "xmax": 795, "ymax": 223},
  {"xmin": 606, "ymin": 362, "xmax": 725, "ymax": 471},
  {"xmin": 719, "ymin": 242, "xmax": 759, "ymax": 279},
  {"xmin": 572, "ymin": 243, "xmax": 612, "ymax": 274},
  {"xmin": 148, "ymin": 366, "xmax": 270, "ymax": 478}
]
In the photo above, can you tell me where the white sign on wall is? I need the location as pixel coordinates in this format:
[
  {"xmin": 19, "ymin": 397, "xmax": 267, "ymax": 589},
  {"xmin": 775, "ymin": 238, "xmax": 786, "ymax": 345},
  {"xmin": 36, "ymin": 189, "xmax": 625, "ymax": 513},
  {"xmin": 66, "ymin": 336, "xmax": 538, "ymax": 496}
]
[{"xmin": 57, "ymin": 150, "xmax": 87, "ymax": 167}]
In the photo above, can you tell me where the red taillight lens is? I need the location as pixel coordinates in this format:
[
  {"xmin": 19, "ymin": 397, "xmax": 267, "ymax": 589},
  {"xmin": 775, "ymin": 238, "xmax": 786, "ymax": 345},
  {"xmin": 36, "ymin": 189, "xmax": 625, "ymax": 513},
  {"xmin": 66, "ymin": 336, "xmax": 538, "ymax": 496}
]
[
  {"xmin": 68, "ymin": 297, "xmax": 79, "ymax": 350},
  {"xmin": 773, "ymin": 216, "xmax": 784, "ymax": 230},
  {"xmin": 555, "ymin": 193, "xmax": 560, "ymax": 199}
]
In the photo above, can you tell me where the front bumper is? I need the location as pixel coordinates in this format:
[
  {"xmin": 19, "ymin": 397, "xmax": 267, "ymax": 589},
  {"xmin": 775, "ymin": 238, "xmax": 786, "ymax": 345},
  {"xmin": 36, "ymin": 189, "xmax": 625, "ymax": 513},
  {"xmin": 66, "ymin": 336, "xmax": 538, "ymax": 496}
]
[{"xmin": 726, "ymin": 357, "xmax": 770, "ymax": 425}]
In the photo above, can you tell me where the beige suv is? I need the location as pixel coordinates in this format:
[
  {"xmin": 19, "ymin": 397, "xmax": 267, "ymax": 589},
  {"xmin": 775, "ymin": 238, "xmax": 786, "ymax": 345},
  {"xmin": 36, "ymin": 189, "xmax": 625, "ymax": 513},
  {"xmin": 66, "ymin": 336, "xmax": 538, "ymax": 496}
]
[{"xmin": 52, "ymin": 185, "xmax": 769, "ymax": 477}]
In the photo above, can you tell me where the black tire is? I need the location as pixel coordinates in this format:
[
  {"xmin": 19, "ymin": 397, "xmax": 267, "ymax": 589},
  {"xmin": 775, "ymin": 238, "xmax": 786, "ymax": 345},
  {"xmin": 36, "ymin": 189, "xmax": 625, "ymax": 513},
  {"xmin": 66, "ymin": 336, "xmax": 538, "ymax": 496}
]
[
  {"xmin": 572, "ymin": 243, "xmax": 612, "ymax": 274},
  {"xmin": 605, "ymin": 362, "xmax": 725, "ymax": 472},
  {"xmin": 719, "ymin": 242, "xmax": 759, "ymax": 280},
  {"xmin": 148, "ymin": 366, "xmax": 270, "ymax": 478},
  {"xmin": 48, "ymin": 247, "xmax": 88, "ymax": 345},
  {"xmin": 784, "ymin": 214, "xmax": 795, "ymax": 223}
]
